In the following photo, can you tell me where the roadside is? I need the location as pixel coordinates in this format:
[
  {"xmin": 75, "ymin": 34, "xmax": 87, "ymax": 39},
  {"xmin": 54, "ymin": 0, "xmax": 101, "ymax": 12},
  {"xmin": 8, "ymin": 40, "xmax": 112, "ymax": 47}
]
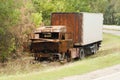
[
  {"xmin": 103, "ymin": 25, "xmax": 120, "ymax": 30},
  {"xmin": 59, "ymin": 26, "xmax": 120, "ymax": 80},
  {"xmin": 0, "ymin": 30, "xmax": 120, "ymax": 80},
  {"xmin": 59, "ymin": 64, "xmax": 120, "ymax": 80},
  {"xmin": 0, "ymin": 52, "xmax": 120, "ymax": 80},
  {"xmin": 103, "ymin": 25, "xmax": 120, "ymax": 36},
  {"xmin": 103, "ymin": 30, "xmax": 120, "ymax": 36}
]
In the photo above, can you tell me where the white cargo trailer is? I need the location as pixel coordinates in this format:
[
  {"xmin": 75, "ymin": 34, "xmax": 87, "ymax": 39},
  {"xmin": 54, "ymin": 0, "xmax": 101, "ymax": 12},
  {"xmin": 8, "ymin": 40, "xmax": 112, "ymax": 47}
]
[{"xmin": 82, "ymin": 13, "xmax": 103, "ymax": 45}]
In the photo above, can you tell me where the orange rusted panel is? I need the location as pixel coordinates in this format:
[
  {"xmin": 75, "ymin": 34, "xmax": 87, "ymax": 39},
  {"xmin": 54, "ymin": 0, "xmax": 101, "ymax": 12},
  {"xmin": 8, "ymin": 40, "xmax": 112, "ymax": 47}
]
[
  {"xmin": 59, "ymin": 40, "xmax": 73, "ymax": 53},
  {"xmin": 31, "ymin": 42, "xmax": 59, "ymax": 53},
  {"xmin": 69, "ymin": 48, "xmax": 79, "ymax": 58},
  {"xmin": 51, "ymin": 13, "xmax": 83, "ymax": 45}
]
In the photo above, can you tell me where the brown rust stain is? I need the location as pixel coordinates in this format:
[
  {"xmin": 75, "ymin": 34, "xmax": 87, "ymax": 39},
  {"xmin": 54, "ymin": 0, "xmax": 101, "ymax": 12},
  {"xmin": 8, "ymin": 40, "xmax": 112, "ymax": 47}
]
[{"xmin": 51, "ymin": 13, "xmax": 83, "ymax": 45}]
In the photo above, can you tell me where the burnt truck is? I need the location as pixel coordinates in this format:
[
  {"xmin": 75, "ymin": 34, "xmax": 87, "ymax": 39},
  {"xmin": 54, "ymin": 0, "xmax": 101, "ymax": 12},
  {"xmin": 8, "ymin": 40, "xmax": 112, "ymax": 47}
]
[{"xmin": 30, "ymin": 12, "xmax": 103, "ymax": 61}]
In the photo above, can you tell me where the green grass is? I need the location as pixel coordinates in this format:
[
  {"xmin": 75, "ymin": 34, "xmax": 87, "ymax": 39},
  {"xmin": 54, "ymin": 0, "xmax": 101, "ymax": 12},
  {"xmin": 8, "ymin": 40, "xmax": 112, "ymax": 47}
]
[
  {"xmin": 0, "ymin": 33, "xmax": 120, "ymax": 80},
  {"xmin": 88, "ymin": 33, "xmax": 120, "ymax": 58},
  {"xmin": 0, "ymin": 53, "xmax": 120, "ymax": 80},
  {"xmin": 102, "ymin": 33, "xmax": 120, "ymax": 49}
]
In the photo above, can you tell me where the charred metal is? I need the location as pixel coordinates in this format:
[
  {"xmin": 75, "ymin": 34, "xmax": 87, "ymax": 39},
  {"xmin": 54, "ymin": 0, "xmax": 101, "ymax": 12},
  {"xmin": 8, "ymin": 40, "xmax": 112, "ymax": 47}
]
[{"xmin": 30, "ymin": 12, "xmax": 103, "ymax": 61}]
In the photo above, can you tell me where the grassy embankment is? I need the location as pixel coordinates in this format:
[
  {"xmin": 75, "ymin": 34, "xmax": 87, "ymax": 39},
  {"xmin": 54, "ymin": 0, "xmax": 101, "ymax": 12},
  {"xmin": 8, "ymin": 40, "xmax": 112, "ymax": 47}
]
[{"xmin": 0, "ymin": 33, "xmax": 120, "ymax": 80}]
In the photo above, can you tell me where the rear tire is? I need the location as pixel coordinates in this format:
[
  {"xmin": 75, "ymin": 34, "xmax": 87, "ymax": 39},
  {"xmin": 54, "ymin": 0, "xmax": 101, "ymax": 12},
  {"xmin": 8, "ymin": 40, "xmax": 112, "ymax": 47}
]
[
  {"xmin": 79, "ymin": 48, "xmax": 85, "ymax": 60},
  {"xmin": 93, "ymin": 44, "xmax": 98, "ymax": 54}
]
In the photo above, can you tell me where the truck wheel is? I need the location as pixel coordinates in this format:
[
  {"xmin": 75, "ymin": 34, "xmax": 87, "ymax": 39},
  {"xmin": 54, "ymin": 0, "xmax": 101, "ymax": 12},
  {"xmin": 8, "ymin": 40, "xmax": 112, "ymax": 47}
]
[
  {"xmin": 65, "ymin": 50, "xmax": 71, "ymax": 62},
  {"xmin": 79, "ymin": 48, "xmax": 85, "ymax": 60},
  {"xmin": 93, "ymin": 44, "xmax": 98, "ymax": 54}
]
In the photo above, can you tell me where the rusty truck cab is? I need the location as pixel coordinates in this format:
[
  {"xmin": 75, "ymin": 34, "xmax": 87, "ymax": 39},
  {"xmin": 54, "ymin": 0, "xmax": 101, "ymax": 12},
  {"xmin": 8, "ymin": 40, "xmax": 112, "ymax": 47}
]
[{"xmin": 30, "ymin": 26, "xmax": 73, "ymax": 61}]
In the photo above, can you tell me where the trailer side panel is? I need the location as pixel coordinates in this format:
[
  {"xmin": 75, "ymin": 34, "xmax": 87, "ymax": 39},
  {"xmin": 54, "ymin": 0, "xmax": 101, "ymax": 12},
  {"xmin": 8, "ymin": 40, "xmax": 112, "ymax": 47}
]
[
  {"xmin": 82, "ymin": 13, "xmax": 103, "ymax": 45},
  {"xmin": 51, "ymin": 13, "xmax": 83, "ymax": 44}
]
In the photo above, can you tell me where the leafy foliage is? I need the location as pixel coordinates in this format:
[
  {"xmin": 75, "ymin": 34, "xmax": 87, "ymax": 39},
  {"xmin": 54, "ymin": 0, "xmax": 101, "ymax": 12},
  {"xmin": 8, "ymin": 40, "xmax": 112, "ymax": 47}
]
[
  {"xmin": 0, "ymin": 0, "xmax": 20, "ymax": 62},
  {"xmin": 32, "ymin": 0, "xmax": 120, "ymax": 25},
  {"xmin": 0, "ymin": 0, "xmax": 120, "ymax": 62},
  {"xmin": 32, "ymin": 0, "xmax": 91, "ymax": 25},
  {"xmin": 31, "ymin": 12, "xmax": 42, "ymax": 27}
]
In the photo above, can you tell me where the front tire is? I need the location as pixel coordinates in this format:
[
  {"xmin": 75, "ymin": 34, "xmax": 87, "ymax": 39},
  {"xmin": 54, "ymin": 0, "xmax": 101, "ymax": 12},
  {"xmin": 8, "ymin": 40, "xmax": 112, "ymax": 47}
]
[{"xmin": 65, "ymin": 50, "xmax": 71, "ymax": 62}]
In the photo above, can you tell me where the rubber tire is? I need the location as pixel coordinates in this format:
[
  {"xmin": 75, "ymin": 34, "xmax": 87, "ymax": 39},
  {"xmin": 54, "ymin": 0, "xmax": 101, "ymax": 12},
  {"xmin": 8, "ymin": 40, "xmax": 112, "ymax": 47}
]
[
  {"xmin": 79, "ymin": 48, "xmax": 85, "ymax": 60},
  {"xmin": 93, "ymin": 44, "xmax": 98, "ymax": 54}
]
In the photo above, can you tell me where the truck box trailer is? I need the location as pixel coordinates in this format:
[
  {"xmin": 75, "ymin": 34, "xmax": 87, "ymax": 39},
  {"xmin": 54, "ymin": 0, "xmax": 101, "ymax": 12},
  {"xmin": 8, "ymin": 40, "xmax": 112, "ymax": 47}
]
[
  {"xmin": 51, "ymin": 12, "xmax": 103, "ymax": 46},
  {"xmin": 30, "ymin": 12, "xmax": 103, "ymax": 61}
]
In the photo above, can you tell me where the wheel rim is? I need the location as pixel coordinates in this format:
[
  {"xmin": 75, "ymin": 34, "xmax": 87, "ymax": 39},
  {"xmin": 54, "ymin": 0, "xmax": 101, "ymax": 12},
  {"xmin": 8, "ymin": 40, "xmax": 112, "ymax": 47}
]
[
  {"xmin": 93, "ymin": 44, "xmax": 98, "ymax": 54},
  {"xmin": 79, "ymin": 48, "xmax": 85, "ymax": 60}
]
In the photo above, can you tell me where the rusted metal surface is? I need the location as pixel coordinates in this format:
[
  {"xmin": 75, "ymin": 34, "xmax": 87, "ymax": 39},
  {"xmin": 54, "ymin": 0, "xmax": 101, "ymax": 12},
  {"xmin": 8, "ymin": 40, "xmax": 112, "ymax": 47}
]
[
  {"xmin": 34, "ymin": 26, "xmax": 66, "ymax": 33},
  {"xmin": 69, "ymin": 48, "xmax": 79, "ymax": 58},
  {"xmin": 30, "ymin": 13, "xmax": 103, "ymax": 60},
  {"xmin": 29, "ymin": 33, "xmax": 35, "ymax": 39},
  {"xmin": 30, "ymin": 25, "xmax": 73, "ymax": 60},
  {"xmin": 30, "ymin": 40, "xmax": 73, "ymax": 60},
  {"xmin": 31, "ymin": 42, "xmax": 59, "ymax": 53},
  {"xmin": 59, "ymin": 40, "xmax": 73, "ymax": 53},
  {"xmin": 51, "ymin": 13, "xmax": 83, "ymax": 45},
  {"xmin": 31, "ymin": 40, "xmax": 73, "ymax": 53}
]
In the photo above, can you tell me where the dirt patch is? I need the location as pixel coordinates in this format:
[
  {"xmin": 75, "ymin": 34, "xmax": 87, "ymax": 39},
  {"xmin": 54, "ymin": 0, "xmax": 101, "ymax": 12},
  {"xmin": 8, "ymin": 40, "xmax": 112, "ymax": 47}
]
[{"xmin": 0, "ymin": 56, "xmax": 63, "ymax": 75}]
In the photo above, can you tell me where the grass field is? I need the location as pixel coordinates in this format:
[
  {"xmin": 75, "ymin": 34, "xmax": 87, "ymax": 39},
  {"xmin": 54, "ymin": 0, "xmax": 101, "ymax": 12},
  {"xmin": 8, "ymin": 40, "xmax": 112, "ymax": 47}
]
[{"xmin": 0, "ymin": 33, "xmax": 120, "ymax": 80}]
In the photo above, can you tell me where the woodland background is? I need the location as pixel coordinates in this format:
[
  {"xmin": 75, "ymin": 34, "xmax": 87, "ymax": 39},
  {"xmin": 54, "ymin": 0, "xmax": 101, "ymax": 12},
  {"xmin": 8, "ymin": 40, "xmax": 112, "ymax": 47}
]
[{"xmin": 0, "ymin": 0, "xmax": 120, "ymax": 62}]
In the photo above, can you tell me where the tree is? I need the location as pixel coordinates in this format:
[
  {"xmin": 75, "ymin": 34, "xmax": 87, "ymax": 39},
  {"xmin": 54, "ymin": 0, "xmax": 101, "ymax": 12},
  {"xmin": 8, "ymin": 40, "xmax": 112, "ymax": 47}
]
[
  {"xmin": 10, "ymin": 0, "xmax": 43, "ymax": 54},
  {"xmin": 32, "ymin": 0, "xmax": 91, "ymax": 25},
  {"xmin": 104, "ymin": 2, "xmax": 115, "ymax": 25},
  {"xmin": 0, "ymin": 0, "xmax": 20, "ymax": 62}
]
